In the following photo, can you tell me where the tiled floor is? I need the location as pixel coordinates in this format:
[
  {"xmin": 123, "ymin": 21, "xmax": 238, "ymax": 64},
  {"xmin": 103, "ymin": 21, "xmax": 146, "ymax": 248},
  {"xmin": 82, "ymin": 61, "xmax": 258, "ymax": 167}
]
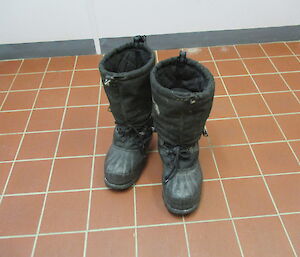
[{"xmin": 0, "ymin": 42, "xmax": 299, "ymax": 257}]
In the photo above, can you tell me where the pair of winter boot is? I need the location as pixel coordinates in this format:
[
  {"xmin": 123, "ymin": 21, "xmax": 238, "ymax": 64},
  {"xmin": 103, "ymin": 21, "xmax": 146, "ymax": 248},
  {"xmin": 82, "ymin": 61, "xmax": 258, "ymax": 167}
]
[{"xmin": 99, "ymin": 36, "xmax": 215, "ymax": 215}]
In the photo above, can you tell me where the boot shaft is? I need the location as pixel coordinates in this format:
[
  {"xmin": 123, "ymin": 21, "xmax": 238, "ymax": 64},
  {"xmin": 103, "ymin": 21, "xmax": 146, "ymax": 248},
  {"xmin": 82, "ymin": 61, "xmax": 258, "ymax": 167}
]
[
  {"xmin": 150, "ymin": 52, "xmax": 215, "ymax": 146},
  {"xmin": 99, "ymin": 36, "xmax": 156, "ymax": 128}
]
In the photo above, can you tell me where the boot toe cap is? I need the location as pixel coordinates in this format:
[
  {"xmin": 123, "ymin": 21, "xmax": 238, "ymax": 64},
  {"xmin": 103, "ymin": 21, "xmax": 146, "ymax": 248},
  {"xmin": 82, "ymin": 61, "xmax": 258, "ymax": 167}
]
[{"xmin": 104, "ymin": 145, "xmax": 146, "ymax": 189}]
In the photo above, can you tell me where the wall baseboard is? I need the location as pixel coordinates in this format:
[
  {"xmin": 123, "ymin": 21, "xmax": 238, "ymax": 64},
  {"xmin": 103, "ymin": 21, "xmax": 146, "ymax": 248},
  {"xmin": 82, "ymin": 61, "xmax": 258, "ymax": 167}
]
[
  {"xmin": 100, "ymin": 25, "xmax": 300, "ymax": 53},
  {"xmin": 0, "ymin": 25, "xmax": 299, "ymax": 60},
  {"xmin": 0, "ymin": 39, "xmax": 95, "ymax": 60}
]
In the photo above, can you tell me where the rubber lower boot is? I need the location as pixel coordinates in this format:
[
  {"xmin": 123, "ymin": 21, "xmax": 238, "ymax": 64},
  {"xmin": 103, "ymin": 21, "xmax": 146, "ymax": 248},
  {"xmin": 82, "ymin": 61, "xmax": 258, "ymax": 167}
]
[
  {"xmin": 99, "ymin": 36, "xmax": 156, "ymax": 190},
  {"xmin": 150, "ymin": 51, "xmax": 215, "ymax": 215}
]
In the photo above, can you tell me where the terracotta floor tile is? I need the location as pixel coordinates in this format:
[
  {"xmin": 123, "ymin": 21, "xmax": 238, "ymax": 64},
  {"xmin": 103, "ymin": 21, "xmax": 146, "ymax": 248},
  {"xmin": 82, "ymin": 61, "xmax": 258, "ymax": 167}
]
[
  {"xmin": 47, "ymin": 56, "xmax": 76, "ymax": 71},
  {"xmin": 57, "ymin": 130, "xmax": 95, "ymax": 157},
  {"xmin": 149, "ymin": 132, "xmax": 158, "ymax": 150},
  {"xmin": 281, "ymin": 214, "xmax": 300, "ymax": 255},
  {"xmin": 286, "ymin": 41, "xmax": 300, "ymax": 55},
  {"xmin": 76, "ymin": 55, "xmax": 102, "ymax": 69},
  {"xmin": 0, "ymin": 110, "xmax": 29, "ymax": 133},
  {"xmin": 0, "ymin": 237, "xmax": 34, "ymax": 257},
  {"xmin": 11, "ymin": 73, "xmax": 43, "ymax": 90},
  {"xmin": 19, "ymin": 58, "xmax": 49, "ymax": 73},
  {"xmin": 0, "ymin": 134, "xmax": 22, "ymax": 161},
  {"xmin": 138, "ymin": 225, "xmax": 188, "ymax": 257},
  {"xmin": 199, "ymin": 148, "xmax": 218, "ymax": 179},
  {"xmin": 0, "ymin": 92, "xmax": 7, "ymax": 106},
  {"xmin": 35, "ymin": 88, "xmax": 68, "ymax": 108},
  {"xmin": 27, "ymin": 108, "xmax": 64, "ymax": 131},
  {"xmin": 157, "ymin": 49, "xmax": 180, "ymax": 61},
  {"xmin": 42, "ymin": 71, "xmax": 72, "ymax": 88},
  {"xmin": 235, "ymin": 217, "xmax": 295, "ymax": 257},
  {"xmin": 295, "ymin": 91, "xmax": 300, "ymax": 101},
  {"xmin": 216, "ymin": 60, "xmax": 248, "ymax": 76},
  {"xmin": 6, "ymin": 160, "xmax": 51, "ymax": 194},
  {"xmin": 271, "ymin": 56, "xmax": 300, "ymax": 72},
  {"xmin": 214, "ymin": 77, "xmax": 227, "ymax": 96},
  {"xmin": 276, "ymin": 114, "xmax": 300, "ymax": 139},
  {"xmin": 185, "ymin": 181, "xmax": 229, "ymax": 221},
  {"xmin": 261, "ymin": 42, "xmax": 293, "ymax": 56},
  {"xmin": 222, "ymin": 76, "xmax": 258, "ymax": 94},
  {"xmin": 199, "ymin": 134, "xmax": 210, "ymax": 147},
  {"xmin": 223, "ymin": 177, "xmax": 276, "ymax": 217},
  {"xmin": 209, "ymin": 96, "xmax": 236, "ymax": 119},
  {"xmin": 100, "ymin": 87, "xmax": 109, "ymax": 104},
  {"xmin": 243, "ymin": 58, "xmax": 276, "ymax": 74},
  {"xmin": 68, "ymin": 86, "xmax": 99, "ymax": 106},
  {"xmin": 290, "ymin": 141, "xmax": 300, "ymax": 159},
  {"xmin": 266, "ymin": 174, "xmax": 300, "ymax": 212},
  {"xmin": 210, "ymin": 45, "xmax": 239, "ymax": 60},
  {"xmin": 184, "ymin": 47, "xmax": 212, "ymax": 61},
  {"xmin": 0, "ymin": 195, "xmax": 44, "ymax": 235},
  {"xmin": 98, "ymin": 105, "xmax": 114, "ymax": 127},
  {"xmin": 281, "ymin": 72, "xmax": 300, "ymax": 90},
  {"xmin": 241, "ymin": 116, "xmax": 284, "ymax": 142},
  {"xmin": 252, "ymin": 142, "xmax": 299, "ymax": 174},
  {"xmin": 137, "ymin": 152, "xmax": 163, "ymax": 185},
  {"xmin": 17, "ymin": 132, "xmax": 59, "ymax": 160},
  {"xmin": 136, "ymin": 185, "xmax": 182, "ymax": 225},
  {"xmin": 263, "ymin": 92, "xmax": 300, "ymax": 114},
  {"xmin": 72, "ymin": 70, "xmax": 100, "ymax": 86},
  {"xmin": 2, "ymin": 91, "xmax": 37, "ymax": 110},
  {"xmin": 96, "ymin": 127, "xmax": 113, "ymax": 154},
  {"xmin": 63, "ymin": 106, "xmax": 97, "ymax": 129},
  {"xmin": 252, "ymin": 74, "xmax": 288, "ymax": 92},
  {"xmin": 0, "ymin": 75, "xmax": 14, "ymax": 91},
  {"xmin": 202, "ymin": 61, "xmax": 218, "ymax": 76},
  {"xmin": 0, "ymin": 60, "xmax": 22, "ymax": 74},
  {"xmin": 87, "ymin": 229, "xmax": 135, "ymax": 257},
  {"xmin": 0, "ymin": 163, "xmax": 11, "ymax": 193},
  {"xmin": 89, "ymin": 189, "xmax": 134, "ymax": 229},
  {"xmin": 34, "ymin": 233, "xmax": 84, "ymax": 257},
  {"xmin": 40, "ymin": 191, "xmax": 89, "ymax": 233},
  {"xmin": 50, "ymin": 157, "xmax": 92, "ymax": 191},
  {"xmin": 213, "ymin": 145, "xmax": 259, "ymax": 178},
  {"xmin": 93, "ymin": 156, "xmax": 106, "ymax": 188},
  {"xmin": 235, "ymin": 44, "xmax": 266, "ymax": 58},
  {"xmin": 206, "ymin": 119, "xmax": 247, "ymax": 146},
  {"xmin": 187, "ymin": 221, "xmax": 241, "ymax": 257},
  {"xmin": 231, "ymin": 94, "xmax": 270, "ymax": 116}
]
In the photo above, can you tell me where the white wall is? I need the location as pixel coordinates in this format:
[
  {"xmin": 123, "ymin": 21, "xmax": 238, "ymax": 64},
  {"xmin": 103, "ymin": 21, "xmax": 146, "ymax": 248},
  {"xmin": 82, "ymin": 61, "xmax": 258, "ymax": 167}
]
[{"xmin": 1, "ymin": 0, "xmax": 300, "ymax": 44}]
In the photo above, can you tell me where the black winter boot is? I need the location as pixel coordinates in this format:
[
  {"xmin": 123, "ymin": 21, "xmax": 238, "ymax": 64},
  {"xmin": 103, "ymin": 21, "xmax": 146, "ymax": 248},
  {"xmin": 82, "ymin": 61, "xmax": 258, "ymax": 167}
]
[
  {"xmin": 99, "ymin": 36, "xmax": 156, "ymax": 190},
  {"xmin": 150, "ymin": 51, "xmax": 215, "ymax": 215}
]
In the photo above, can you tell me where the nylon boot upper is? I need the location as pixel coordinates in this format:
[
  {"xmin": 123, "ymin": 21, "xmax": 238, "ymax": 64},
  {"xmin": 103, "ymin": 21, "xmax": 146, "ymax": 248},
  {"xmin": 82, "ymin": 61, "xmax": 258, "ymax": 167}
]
[
  {"xmin": 150, "ymin": 51, "xmax": 215, "ymax": 215},
  {"xmin": 99, "ymin": 36, "xmax": 156, "ymax": 190}
]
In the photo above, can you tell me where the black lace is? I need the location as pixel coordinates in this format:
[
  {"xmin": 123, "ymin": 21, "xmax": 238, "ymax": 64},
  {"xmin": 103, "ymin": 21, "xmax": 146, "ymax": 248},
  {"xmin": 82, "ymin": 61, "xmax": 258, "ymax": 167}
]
[
  {"xmin": 163, "ymin": 145, "xmax": 190, "ymax": 184},
  {"xmin": 116, "ymin": 124, "xmax": 151, "ymax": 154}
]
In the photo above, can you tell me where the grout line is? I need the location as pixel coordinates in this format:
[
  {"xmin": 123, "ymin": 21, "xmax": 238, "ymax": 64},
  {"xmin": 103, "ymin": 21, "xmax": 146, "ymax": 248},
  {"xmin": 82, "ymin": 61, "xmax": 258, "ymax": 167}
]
[
  {"xmin": 0, "ymin": 58, "xmax": 50, "ymax": 205},
  {"xmin": 207, "ymin": 47, "xmax": 245, "ymax": 257},
  {"xmin": 285, "ymin": 43, "xmax": 300, "ymax": 64},
  {"xmin": 3, "ymin": 171, "xmax": 300, "ymax": 197},
  {"xmin": 255, "ymin": 45, "xmax": 300, "ymax": 165},
  {"xmin": 233, "ymin": 44, "xmax": 298, "ymax": 257},
  {"xmin": 1, "ymin": 89, "xmax": 299, "ymax": 113},
  {"xmin": 1, "ymin": 138, "xmax": 299, "ymax": 165},
  {"xmin": 30, "ymin": 56, "xmax": 79, "ymax": 257},
  {"xmin": 1, "ymin": 211, "xmax": 300, "ymax": 240},
  {"xmin": 133, "ymin": 185, "xmax": 139, "ymax": 257},
  {"xmin": 0, "ymin": 68, "xmax": 99, "ymax": 76},
  {"xmin": 182, "ymin": 216, "xmax": 191, "ymax": 257},
  {"xmin": 82, "ymin": 76, "xmax": 102, "ymax": 257},
  {"xmin": 1, "ymin": 112, "xmax": 300, "ymax": 136},
  {"xmin": 0, "ymin": 84, "xmax": 100, "ymax": 94},
  {"xmin": 0, "ymin": 59, "xmax": 24, "ymax": 111}
]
